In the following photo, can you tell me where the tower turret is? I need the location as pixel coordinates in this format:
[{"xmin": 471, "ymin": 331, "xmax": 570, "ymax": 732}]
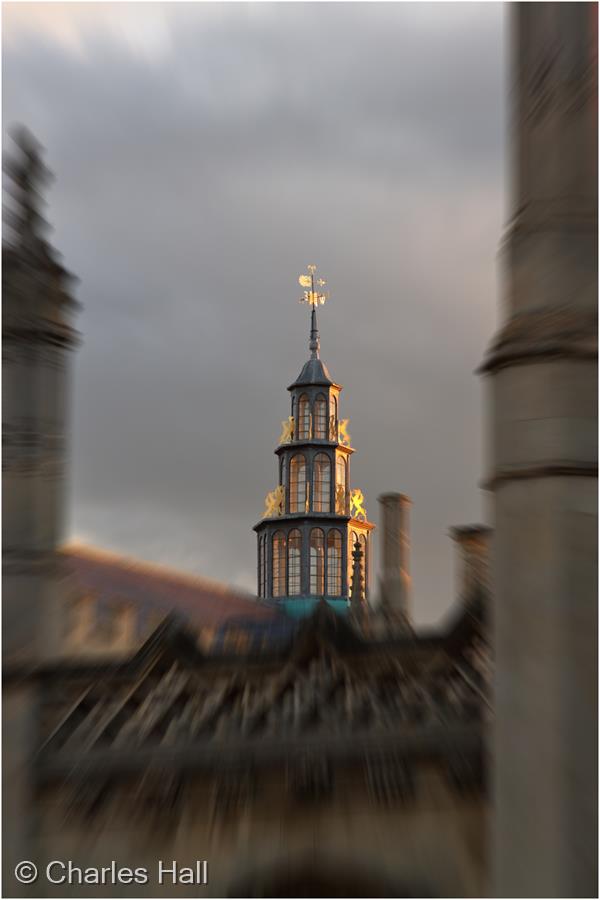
[{"xmin": 254, "ymin": 266, "xmax": 375, "ymax": 617}]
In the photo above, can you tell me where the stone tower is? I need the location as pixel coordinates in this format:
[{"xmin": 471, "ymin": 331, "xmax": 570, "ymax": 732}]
[
  {"xmin": 2, "ymin": 129, "xmax": 80, "ymax": 663},
  {"xmin": 253, "ymin": 266, "xmax": 374, "ymax": 617},
  {"xmin": 481, "ymin": 5, "xmax": 597, "ymax": 895}
]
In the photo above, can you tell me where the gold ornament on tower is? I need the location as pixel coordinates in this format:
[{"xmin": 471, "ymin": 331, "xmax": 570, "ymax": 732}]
[
  {"xmin": 278, "ymin": 416, "xmax": 294, "ymax": 444},
  {"xmin": 263, "ymin": 485, "xmax": 285, "ymax": 519},
  {"xmin": 350, "ymin": 488, "xmax": 367, "ymax": 521},
  {"xmin": 338, "ymin": 419, "xmax": 351, "ymax": 446}
]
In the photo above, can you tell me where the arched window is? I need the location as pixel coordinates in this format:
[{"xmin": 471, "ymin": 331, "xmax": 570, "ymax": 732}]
[
  {"xmin": 348, "ymin": 531, "xmax": 358, "ymax": 592},
  {"xmin": 327, "ymin": 530, "xmax": 342, "ymax": 595},
  {"xmin": 288, "ymin": 529, "xmax": 302, "ymax": 596},
  {"xmin": 263, "ymin": 536, "xmax": 269, "ymax": 597},
  {"xmin": 359, "ymin": 533, "xmax": 368, "ymax": 599},
  {"xmin": 313, "ymin": 453, "xmax": 331, "ymax": 512},
  {"xmin": 313, "ymin": 394, "xmax": 327, "ymax": 439},
  {"xmin": 272, "ymin": 532, "xmax": 286, "ymax": 597},
  {"xmin": 258, "ymin": 536, "xmax": 264, "ymax": 597},
  {"xmin": 310, "ymin": 528, "xmax": 325, "ymax": 595},
  {"xmin": 263, "ymin": 534, "xmax": 269, "ymax": 597},
  {"xmin": 336, "ymin": 455, "xmax": 346, "ymax": 512},
  {"xmin": 330, "ymin": 395, "xmax": 338, "ymax": 439},
  {"xmin": 298, "ymin": 394, "xmax": 310, "ymax": 439},
  {"xmin": 337, "ymin": 455, "xmax": 346, "ymax": 490},
  {"xmin": 289, "ymin": 455, "xmax": 306, "ymax": 513}
]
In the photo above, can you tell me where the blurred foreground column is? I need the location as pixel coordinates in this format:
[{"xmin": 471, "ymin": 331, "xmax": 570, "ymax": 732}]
[
  {"xmin": 377, "ymin": 492, "xmax": 411, "ymax": 632},
  {"xmin": 481, "ymin": 5, "xmax": 597, "ymax": 896},
  {"xmin": 3, "ymin": 129, "xmax": 80, "ymax": 663},
  {"xmin": 3, "ymin": 130, "xmax": 80, "ymax": 895}
]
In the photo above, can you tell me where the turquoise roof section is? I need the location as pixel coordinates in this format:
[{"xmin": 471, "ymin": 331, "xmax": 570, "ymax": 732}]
[{"xmin": 279, "ymin": 597, "xmax": 350, "ymax": 618}]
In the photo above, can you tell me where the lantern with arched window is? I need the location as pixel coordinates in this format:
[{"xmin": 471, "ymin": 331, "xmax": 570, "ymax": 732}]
[
  {"xmin": 289, "ymin": 454, "xmax": 306, "ymax": 513},
  {"xmin": 313, "ymin": 393, "xmax": 327, "ymax": 439},
  {"xmin": 272, "ymin": 532, "xmax": 286, "ymax": 598},
  {"xmin": 298, "ymin": 394, "xmax": 310, "ymax": 439},
  {"xmin": 288, "ymin": 529, "xmax": 302, "ymax": 595},
  {"xmin": 253, "ymin": 266, "xmax": 374, "ymax": 614},
  {"xmin": 313, "ymin": 453, "xmax": 331, "ymax": 512},
  {"xmin": 310, "ymin": 528, "xmax": 325, "ymax": 595},
  {"xmin": 327, "ymin": 530, "xmax": 342, "ymax": 595}
]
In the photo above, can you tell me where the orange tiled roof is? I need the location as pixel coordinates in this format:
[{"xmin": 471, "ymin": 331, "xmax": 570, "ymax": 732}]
[{"xmin": 61, "ymin": 544, "xmax": 281, "ymax": 629}]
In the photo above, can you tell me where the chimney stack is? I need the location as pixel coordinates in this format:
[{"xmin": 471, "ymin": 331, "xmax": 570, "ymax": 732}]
[
  {"xmin": 449, "ymin": 525, "xmax": 492, "ymax": 606},
  {"xmin": 377, "ymin": 492, "xmax": 411, "ymax": 629}
]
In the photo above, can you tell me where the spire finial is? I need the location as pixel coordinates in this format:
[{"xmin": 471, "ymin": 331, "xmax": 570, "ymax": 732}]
[{"xmin": 298, "ymin": 264, "xmax": 329, "ymax": 359}]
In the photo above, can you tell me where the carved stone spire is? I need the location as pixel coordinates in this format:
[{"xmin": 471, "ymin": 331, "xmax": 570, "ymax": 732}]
[
  {"xmin": 350, "ymin": 539, "xmax": 365, "ymax": 606},
  {"xmin": 350, "ymin": 539, "xmax": 368, "ymax": 634}
]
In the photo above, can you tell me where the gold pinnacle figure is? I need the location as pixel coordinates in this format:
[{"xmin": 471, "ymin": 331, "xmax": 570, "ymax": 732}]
[{"xmin": 350, "ymin": 488, "xmax": 367, "ymax": 521}]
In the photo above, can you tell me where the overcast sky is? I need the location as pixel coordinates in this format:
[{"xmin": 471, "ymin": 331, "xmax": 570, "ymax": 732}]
[{"xmin": 3, "ymin": 2, "xmax": 506, "ymax": 624}]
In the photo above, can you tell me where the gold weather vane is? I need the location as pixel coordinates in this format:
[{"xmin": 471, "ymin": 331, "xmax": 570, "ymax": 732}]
[{"xmin": 298, "ymin": 264, "xmax": 329, "ymax": 307}]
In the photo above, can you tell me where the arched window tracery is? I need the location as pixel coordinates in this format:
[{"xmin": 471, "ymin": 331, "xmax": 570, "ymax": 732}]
[
  {"xmin": 310, "ymin": 528, "xmax": 325, "ymax": 595},
  {"xmin": 359, "ymin": 533, "xmax": 368, "ymax": 598},
  {"xmin": 287, "ymin": 529, "xmax": 302, "ymax": 596},
  {"xmin": 330, "ymin": 395, "xmax": 338, "ymax": 439},
  {"xmin": 313, "ymin": 394, "xmax": 327, "ymax": 439},
  {"xmin": 264, "ymin": 536, "xmax": 269, "ymax": 597},
  {"xmin": 337, "ymin": 455, "xmax": 346, "ymax": 489},
  {"xmin": 289, "ymin": 454, "xmax": 306, "ymax": 513},
  {"xmin": 349, "ymin": 531, "xmax": 358, "ymax": 588},
  {"xmin": 313, "ymin": 453, "xmax": 331, "ymax": 512},
  {"xmin": 272, "ymin": 532, "xmax": 286, "ymax": 597},
  {"xmin": 258, "ymin": 536, "xmax": 265, "ymax": 597},
  {"xmin": 336, "ymin": 455, "xmax": 346, "ymax": 512},
  {"xmin": 327, "ymin": 529, "xmax": 342, "ymax": 595},
  {"xmin": 298, "ymin": 394, "xmax": 310, "ymax": 440}
]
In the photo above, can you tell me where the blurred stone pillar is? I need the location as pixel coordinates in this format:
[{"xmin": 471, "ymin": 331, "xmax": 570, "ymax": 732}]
[
  {"xmin": 481, "ymin": 5, "xmax": 597, "ymax": 895},
  {"xmin": 377, "ymin": 492, "xmax": 411, "ymax": 631},
  {"xmin": 449, "ymin": 525, "xmax": 492, "ymax": 606},
  {"xmin": 2, "ymin": 130, "xmax": 80, "ymax": 665},
  {"xmin": 3, "ymin": 130, "xmax": 81, "ymax": 896}
]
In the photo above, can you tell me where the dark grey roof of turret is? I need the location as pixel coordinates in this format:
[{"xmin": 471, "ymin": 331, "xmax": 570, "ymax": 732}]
[{"xmin": 288, "ymin": 356, "xmax": 335, "ymax": 390}]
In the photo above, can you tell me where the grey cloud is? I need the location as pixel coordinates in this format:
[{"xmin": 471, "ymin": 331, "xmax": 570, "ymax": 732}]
[{"xmin": 3, "ymin": 2, "xmax": 505, "ymax": 623}]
